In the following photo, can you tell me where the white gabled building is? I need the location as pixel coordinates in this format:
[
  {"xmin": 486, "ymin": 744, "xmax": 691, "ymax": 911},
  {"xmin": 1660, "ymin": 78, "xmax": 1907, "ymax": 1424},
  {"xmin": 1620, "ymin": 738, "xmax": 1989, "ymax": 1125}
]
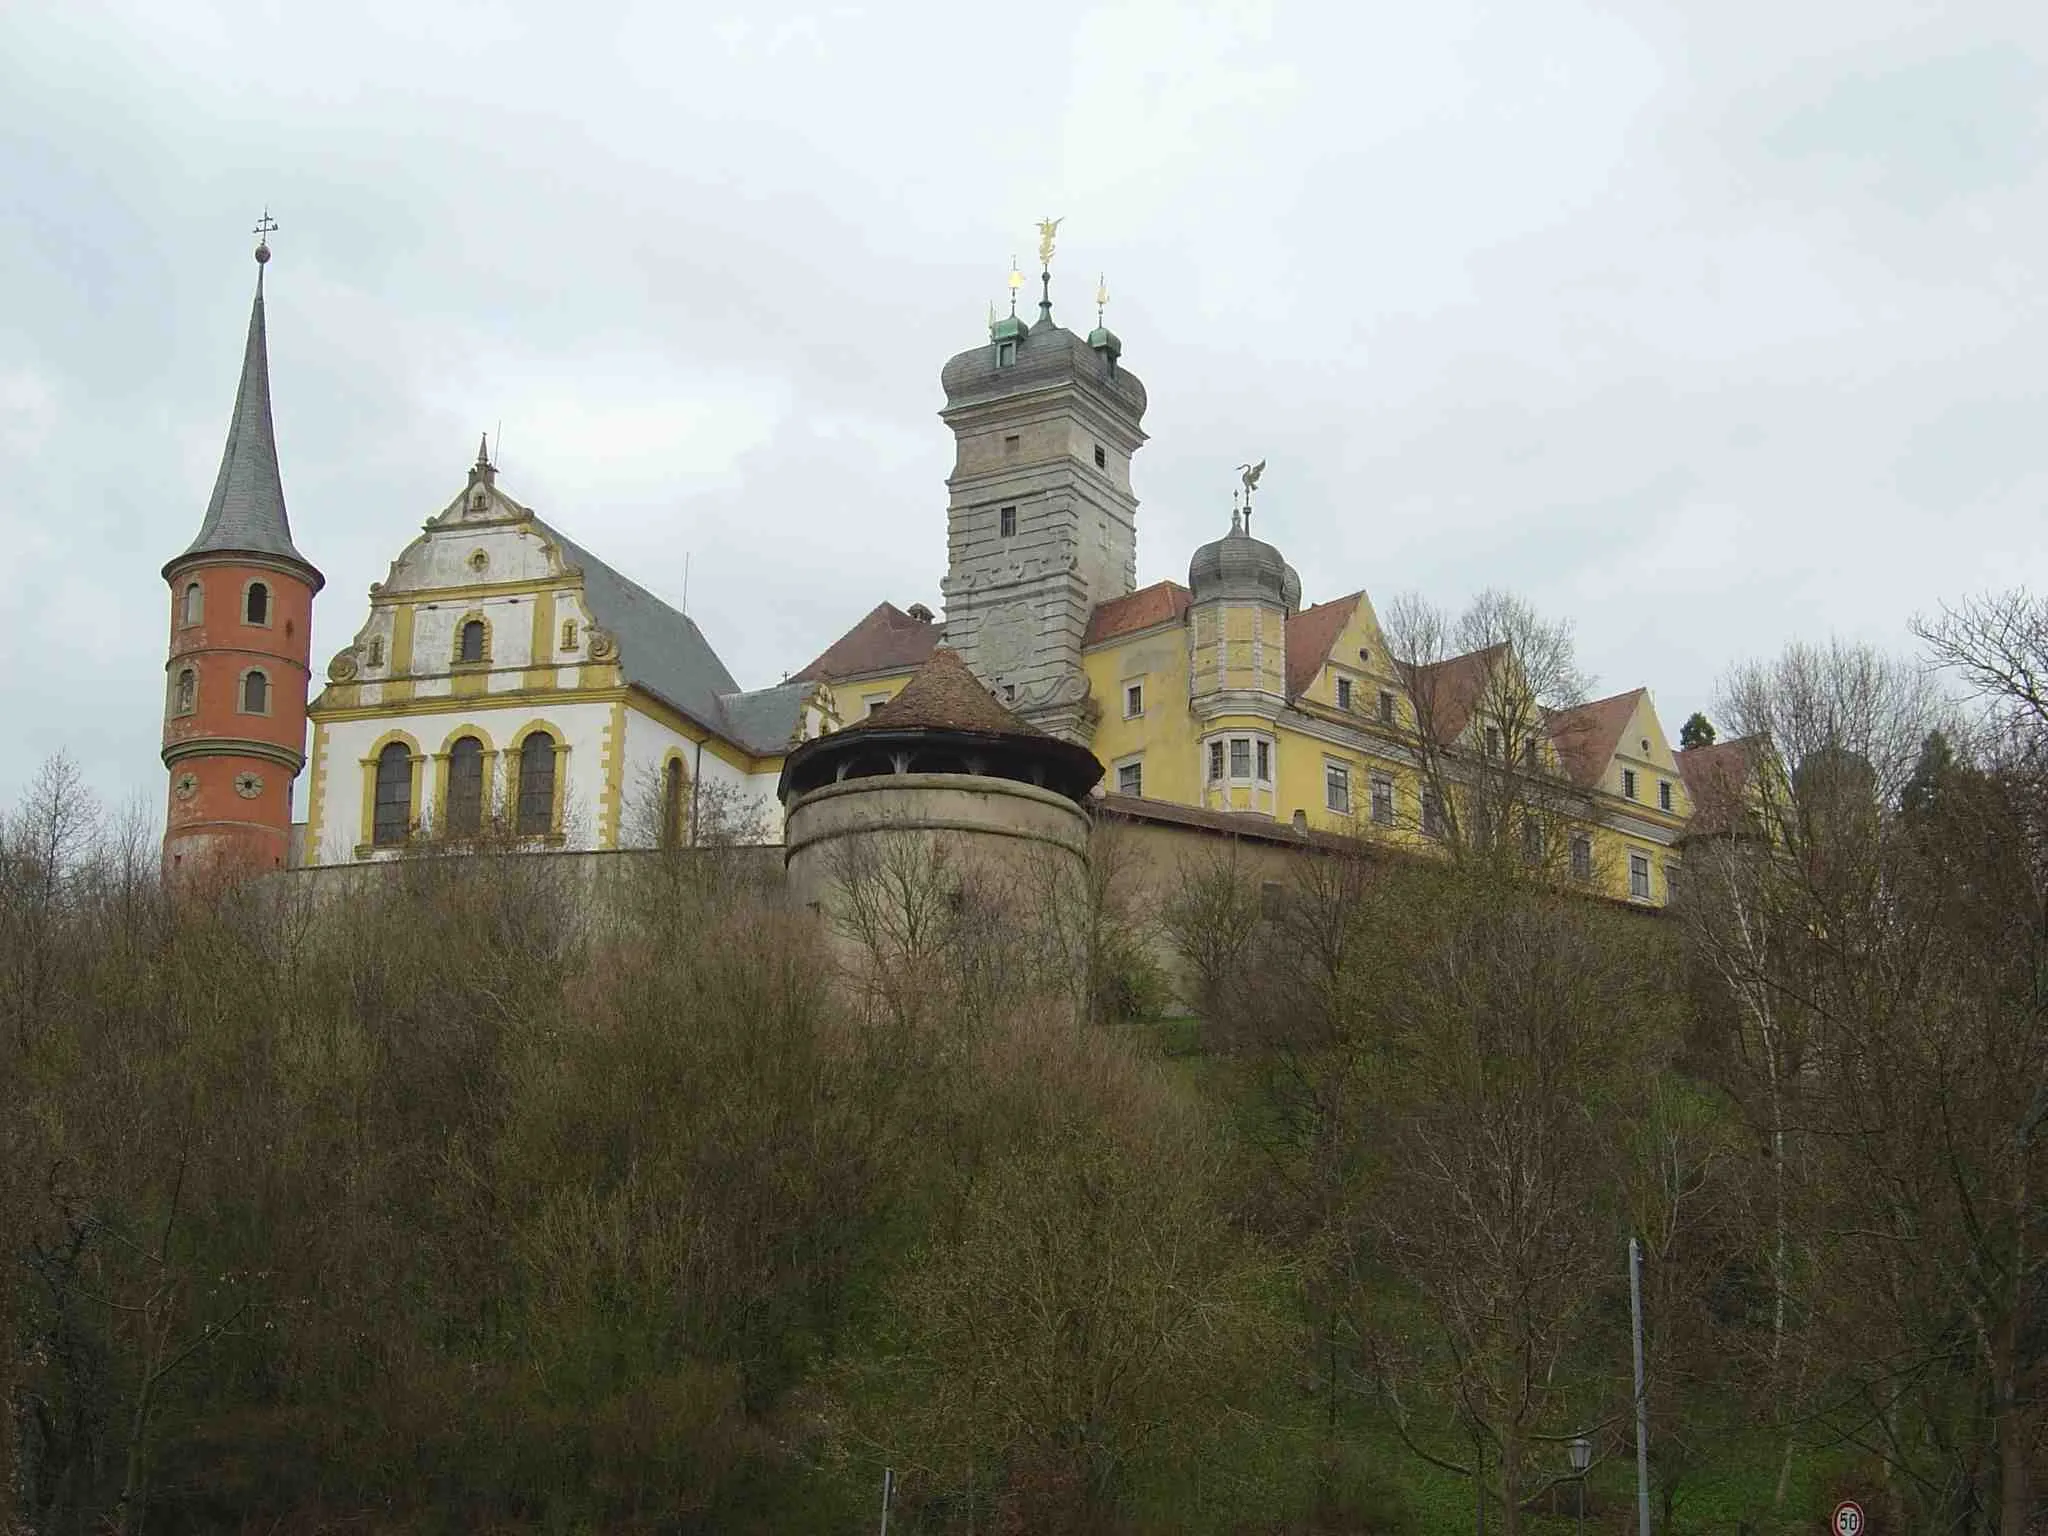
[{"xmin": 301, "ymin": 441, "xmax": 827, "ymax": 864}]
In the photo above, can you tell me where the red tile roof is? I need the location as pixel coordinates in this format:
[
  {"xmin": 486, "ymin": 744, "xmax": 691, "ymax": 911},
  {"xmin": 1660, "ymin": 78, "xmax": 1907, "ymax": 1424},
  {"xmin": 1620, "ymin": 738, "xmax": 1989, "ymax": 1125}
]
[
  {"xmin": 794, "ymin": 601, "xmax": 940, "ymax": 682},
  {"xmin": 1404, "ymin": 644, "xmax": 1509, "ymax": 745},
  {"xmin": 1676, "ymin": 738, "xmax": 1756, "ymax": 836},
  {"xmin": 1546, "ymin": 688, "xmax": 1646, "ymax": 788},
  {"xmin": 839, "ymin": 647, "xmax": 1047, "ymax": 738},
  {"xmin": 1083, "ymin": 581, "xmax": 1191, "ymax": 647},
  {"xmin": 1284, "ymin": 592, "xmax": 1363, "ymax": 698}
]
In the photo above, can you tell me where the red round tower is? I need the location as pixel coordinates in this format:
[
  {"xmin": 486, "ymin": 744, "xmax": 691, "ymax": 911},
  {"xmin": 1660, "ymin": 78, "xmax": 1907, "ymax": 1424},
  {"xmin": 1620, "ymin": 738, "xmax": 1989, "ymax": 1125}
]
[{"xmin": 161, "ymin": 227, "xmax": 323, "ymax": 880}]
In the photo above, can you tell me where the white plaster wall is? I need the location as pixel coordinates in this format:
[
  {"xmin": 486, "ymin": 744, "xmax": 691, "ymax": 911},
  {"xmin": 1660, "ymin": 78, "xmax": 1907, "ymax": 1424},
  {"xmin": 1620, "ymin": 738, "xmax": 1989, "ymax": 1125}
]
[
  {"xmin": 618, "ymin": 707, "xmax": 784, "ymax": 846},
  {"xmin": 308, "ymin": 699, "xmax": 616, "ymax": 864},
  {"xmin": 383, "ymin": 521, "xmax": 560, "ymax": 592}
]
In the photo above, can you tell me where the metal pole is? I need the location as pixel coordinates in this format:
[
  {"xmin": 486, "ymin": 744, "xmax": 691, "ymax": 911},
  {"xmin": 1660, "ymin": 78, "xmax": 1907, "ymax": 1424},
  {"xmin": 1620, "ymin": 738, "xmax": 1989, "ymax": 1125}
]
[
  {"xmin": 1630, "ymin": 1235, "xmax": 1652, "ymax": 1536},
  {"xmin": 878, "ymin": 1466, "xmax": 894, "ymax": 1536}
]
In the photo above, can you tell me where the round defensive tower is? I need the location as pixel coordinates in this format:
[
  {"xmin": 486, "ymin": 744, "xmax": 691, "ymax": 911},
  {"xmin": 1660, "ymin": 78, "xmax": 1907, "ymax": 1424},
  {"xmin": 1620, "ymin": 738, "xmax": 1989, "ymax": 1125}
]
[{"xmin": 778, "ymin": 648, "xmax": 1103, "ymax": 919}]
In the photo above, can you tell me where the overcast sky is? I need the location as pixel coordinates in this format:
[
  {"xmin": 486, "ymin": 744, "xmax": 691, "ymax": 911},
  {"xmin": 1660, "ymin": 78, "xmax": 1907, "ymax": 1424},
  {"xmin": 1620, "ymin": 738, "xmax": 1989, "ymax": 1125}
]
[{"xmin": 3, "ymin": 0, "xmax": 2043, "ymax": 815}]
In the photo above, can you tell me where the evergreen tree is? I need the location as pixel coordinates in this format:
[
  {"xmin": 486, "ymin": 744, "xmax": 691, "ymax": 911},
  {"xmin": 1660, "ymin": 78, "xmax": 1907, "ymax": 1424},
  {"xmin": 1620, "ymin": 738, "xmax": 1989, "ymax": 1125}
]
[{"xmin": 1679, "ymin": 710, "xmax": 1717, "ymax": 750}]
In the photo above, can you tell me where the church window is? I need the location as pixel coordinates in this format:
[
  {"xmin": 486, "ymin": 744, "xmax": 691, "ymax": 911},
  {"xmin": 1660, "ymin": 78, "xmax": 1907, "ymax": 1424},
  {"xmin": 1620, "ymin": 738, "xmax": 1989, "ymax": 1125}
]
[
  {"xmin": 459, "ymin": 619, "xmax": 486, "ymax": 665},
  {"xmin": 561, "ymin": 619, "xmax": 578, "ymax": 651},
  {"xmin": 1123, "ymin": 681, "xmax": 1143, "ymax": 718},
  {"xmin": 1630, "ymin": 852, "xmax": 1652, "ymax": 900},
  {"xmin": 1230, "ymin": 739, "xmax": 1251, "ymax": 780},
  {"xmin": 661, "ymin": 758, "xmax": 687, "ymax": 849},
  {"xmin": 244, "ymin": 581, "xmax": 270, "ymax": 626},
  {"xmin": 999, "ymin": 506, "xmax": 1016, "ymax": 538},
  {"xmin": 372, "ymin": 743, "xmax": 413, "ymax": 847},
  {"xmin": 1622, "ymin": 768, "xmax": 1638, "ymax": 800},
  {"xmin": 446, "ymin": 736, "xmax": 485, "ymax": 836},
  {"xmin": 1208, "ymin": 741, "xmax": 1225, "ymax": 784},
  {"xmin": 1378, "ymin": 689, "xmax": 1396, "ymax": 725},
  {"xmin": 239, "ymin": 669, "xmax": 269, "ymax": 714},
  {"xmin": 1570, "ymin": 832, "xmax": 1593, "ymax": 881},
  {"xmin": 181, "ymin": 581, "xmax": 203, "ymax": 626},
  {"xmin": 517, "ymin": 732, "xmax": 556, "ymax": 835},
  {"xmin": 1325, "ymin": 760, "xmax": 1350, "ymax": 814},
  {"xmin": 1336, "ymin": 677, "xmax": 1352, "ymax": 711},
  {"xmin": 1370, "ymin": 774, "xmax": 1394, "ymax": 825},
  {"xmin": 1421, "ymin": 788, "xmax": 1444, "ymax": 838},
  {"xmin": 172, "ymin": 667, "xmax": 196, "ymax": 716},
  {"xmin": 1093, "ymin": 444, "xmax": 1107, "ymax": 469},
  {"xmin": 1116, "ymin": 760, "xmax": 1143, "ymax": 797},
  {"xmin": 1659, "ymin": 778, "xmax": 1673, "ymax": 812}
]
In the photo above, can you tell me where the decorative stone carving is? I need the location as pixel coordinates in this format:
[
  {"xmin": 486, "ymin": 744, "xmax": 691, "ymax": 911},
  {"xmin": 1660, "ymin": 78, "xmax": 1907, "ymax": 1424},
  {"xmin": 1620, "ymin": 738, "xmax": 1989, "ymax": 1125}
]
[
  {"xmin": 234, "ymin": 771, "xmax": 264, "ymax": 800},
  {"xmin": 467, "ymin": 549, "xmax": 490, "ymax": 573},
  {"xmin": 173, "ymin": 772, "xmax": 199, "ymax": 802},
  {"xmin": 978, "ymin": 603, "xmax": 1035, "ymax": 676},
  {"xmin": 586, "ymin": 629, "xmax": 616, "ymax": 661},
  {"xmin": 326, "ymin": 651, "xmax": 359, "ymax": 682}
]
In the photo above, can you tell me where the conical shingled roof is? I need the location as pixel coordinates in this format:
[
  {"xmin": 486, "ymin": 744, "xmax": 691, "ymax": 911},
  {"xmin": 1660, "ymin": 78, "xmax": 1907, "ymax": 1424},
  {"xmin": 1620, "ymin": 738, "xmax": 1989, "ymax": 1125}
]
[
  {"xmin": 166, "ymin": 262, "xmax": 320, "ymax": 585},
  {"xmin": 840, "ymin": 647, "xmax": 1049, "ymax": 738}
]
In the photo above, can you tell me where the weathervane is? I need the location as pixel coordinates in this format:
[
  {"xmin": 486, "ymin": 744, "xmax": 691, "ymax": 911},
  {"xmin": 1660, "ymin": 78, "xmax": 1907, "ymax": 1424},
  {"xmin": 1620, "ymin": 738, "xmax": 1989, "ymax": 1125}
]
[
  {"xmin": 1007, "ymin": 254, "xmax": 1024, "ymax": 317},
  {"xmin": 1095, "ymin": 272, "xmax": 1108, "ymax": 327},
  {"xmin": 1237, "ymin": 459, "xmax": 1266, "ymax": 531},
  {"xmin": 1034, "ymin": 215, "xmax": 1062, "ymax": 321}
]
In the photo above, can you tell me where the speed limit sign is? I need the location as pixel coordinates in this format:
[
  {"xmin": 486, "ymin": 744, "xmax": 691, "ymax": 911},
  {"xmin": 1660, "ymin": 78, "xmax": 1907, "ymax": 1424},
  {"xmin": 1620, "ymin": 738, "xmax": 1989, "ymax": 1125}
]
[{"xmin": 1832, "ymin": 1499, "xmax": 1865, "ymax": 1536}]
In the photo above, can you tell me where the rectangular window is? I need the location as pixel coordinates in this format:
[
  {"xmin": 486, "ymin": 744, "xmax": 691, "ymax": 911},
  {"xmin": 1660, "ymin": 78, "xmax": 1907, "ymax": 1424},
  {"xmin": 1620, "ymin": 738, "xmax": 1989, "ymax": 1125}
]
[
  {"xmin": 1629, "ymin": 852, "xmax": 1652, "ymax": 900},
  {"xmin": 1093, "ymin": 444, "xmax": 1107, "ymax": 469},
  {"xmin": 1523, "ymin": 816, "xmax": 1543, "ymax": 863},
  {"xmin": 999, "ymin": 506, "xmax": 1017, "ymax": 538},
  {"xmin": 1117, "ymin": 760, "xmax": 1143, "ymax": 797},
  {"xmin": 1336, "ymin": 677, "xmax": 1353, "ymax": 711},
  {"xmin": 1622, "ymin": 768, "xmax": 1638, "ymax": 800},
  {"xmin": 1124, "ymin": 681, "xmax": 1144, "ymax": 718},
  {"xmin": 1571, "ymin": 833, "xmax": 1593, "ymax": 881},
  {"xmin": 1208, "ymin": 741, "xmax": 1225, "ymax": 784},
  {"xmin": 864, "ymin": 694, "xmax": 890, "ymax": 717},
  {"xmin": 1004, "ymin": 434, "xmax": 1021, "ymax": 455},
  {"xmin": 1664, "ymin": 862, "xmax": 1681, "ymax": 900},
  {"xmin": 1658, "ymin": 779, "xmax": 1673, "ymax": 812},
  {"xmin": 996, "ymin": 339, "xmax": 1016, "ymax": 366},
  {"xmin": 1485, "ymin": 725, "xmax": 1501, "ymax": 758},
  {"xmin": 1370, "ymin": 774, "xmax": 1394, "ymax": 825},
  {"xmin": 1230, "ymin": 738, "xmax": 1251, "ymax": 780},
  {"xmin": 1523, "ymin": 737, "xmax": 1538, "ymax": 770},
  {"xmin": 1256, "ymin": 740, "xmax": 1272, "ymax": 783},
  {"xmin": 1378, "ymin": 689, "xmax": 1396, "ymax": 725},
  {"xmin": 1325, "ymin": 761, "xmax": 1351, "ymax": 814},
  {"xmin": 1421, "ymin": 788, "xmax": 1443, "ymax": 838}
]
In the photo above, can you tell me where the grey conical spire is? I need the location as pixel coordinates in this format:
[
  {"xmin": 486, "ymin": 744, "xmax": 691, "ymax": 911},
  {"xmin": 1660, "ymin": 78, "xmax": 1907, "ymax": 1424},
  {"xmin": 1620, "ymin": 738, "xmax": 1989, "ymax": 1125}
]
[{"xmin": 166, "ymin": 247, "xmax": 321, "ymax": 585}]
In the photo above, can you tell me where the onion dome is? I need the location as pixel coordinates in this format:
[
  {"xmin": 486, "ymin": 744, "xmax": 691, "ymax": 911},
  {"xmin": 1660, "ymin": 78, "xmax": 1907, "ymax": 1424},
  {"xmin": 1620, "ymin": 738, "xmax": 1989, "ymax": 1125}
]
[
  {"xmin": 1187, "ymin": 506, "xmax": 1301, "ymax": 611},
  {"xmin": 777, "ymin": 648, "xmax": 1103, "ymax": 804},
  {"xmin": 940, "ymin": 319, "xmax": 1148, "ymax": 419}
]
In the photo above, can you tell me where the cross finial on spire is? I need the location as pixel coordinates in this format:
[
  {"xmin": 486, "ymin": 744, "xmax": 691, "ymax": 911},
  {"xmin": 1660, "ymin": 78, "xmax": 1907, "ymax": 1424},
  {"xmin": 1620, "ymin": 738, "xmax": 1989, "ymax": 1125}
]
[
  {"xmin": 476, "ymin": 432, "xmax": 492, "ymax": 469},
  {"xmin": 252, "ymin": 207, "xmax": 278, "ymax": 265}
]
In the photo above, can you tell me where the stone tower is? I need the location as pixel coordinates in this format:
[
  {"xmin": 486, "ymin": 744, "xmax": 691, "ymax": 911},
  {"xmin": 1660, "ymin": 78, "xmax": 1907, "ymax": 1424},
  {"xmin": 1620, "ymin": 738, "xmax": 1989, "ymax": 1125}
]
[
  {"xmin": 937, "ymin": 272, "xmax": 1147, "ymax": 743},
  {"xmin": 160, "ymin": 235, "xmax": 323, "ymax": 878}
]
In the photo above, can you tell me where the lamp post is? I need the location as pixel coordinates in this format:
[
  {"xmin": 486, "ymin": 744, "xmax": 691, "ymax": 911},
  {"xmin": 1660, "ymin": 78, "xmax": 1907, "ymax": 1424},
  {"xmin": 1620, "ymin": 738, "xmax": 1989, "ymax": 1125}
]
[{"xmin": 1568, "ymin": 1435, "xmax": 1593, "ymax": 1536}]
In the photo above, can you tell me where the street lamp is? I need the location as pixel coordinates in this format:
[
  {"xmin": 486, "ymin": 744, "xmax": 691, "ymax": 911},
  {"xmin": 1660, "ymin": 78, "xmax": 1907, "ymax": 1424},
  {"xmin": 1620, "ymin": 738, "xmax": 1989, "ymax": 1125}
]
[{"xmin": 1568, "ymin": 1435, "xmax": 1593, "ymax": 1536}]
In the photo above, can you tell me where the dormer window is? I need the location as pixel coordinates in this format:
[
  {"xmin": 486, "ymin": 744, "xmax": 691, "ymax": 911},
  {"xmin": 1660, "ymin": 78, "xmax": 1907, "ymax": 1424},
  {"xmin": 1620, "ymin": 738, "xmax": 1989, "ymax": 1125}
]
[{"xmin": 996, "ymin": 339, "xmax": 1016, "ymax": 367}]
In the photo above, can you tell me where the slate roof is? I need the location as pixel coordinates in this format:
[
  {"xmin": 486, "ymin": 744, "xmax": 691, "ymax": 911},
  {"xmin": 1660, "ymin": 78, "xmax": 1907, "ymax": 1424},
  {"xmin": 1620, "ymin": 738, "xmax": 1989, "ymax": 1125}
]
[
  {"xmin": 839, "ymin": 647, "xmax": 1048, "ymax": 738},
  {"xmin": 1404, "ymin": 644, "xmax": 1508, "ymax": 744},
  {"xmin": 1677, "ymin": 738, "xmax": 1756, "ymax": 837},
  {"xmin": 1083, "ymin": 581, "xmax": 1191, "ymax": 647},
  {"xmin": 534, "ymin": 520, "xmax": 798, "ymax": 756},
  {"xmin": 1545, "ymin": 688, "xmax": 1646, "ymax": 789},
  {"xmin": 795, "ymin": 601, "xmax": 941, "ymax": 681},
  {"xmin": 169, "ymin": 263, "xmax": 321, "ymax": 584},
  {"xmin": 1285, "ymin": 592, "xmax": 1363, "ymax": 698}
]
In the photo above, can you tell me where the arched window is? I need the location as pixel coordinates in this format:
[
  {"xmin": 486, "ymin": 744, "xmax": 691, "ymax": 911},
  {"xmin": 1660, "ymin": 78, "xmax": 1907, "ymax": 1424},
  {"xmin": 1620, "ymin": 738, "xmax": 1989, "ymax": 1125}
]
[
  {"xmin": 245, "ymin": 581, "xmax": 269, "ymax": 625},
  {"xmin": 458, "ymin": 619, "xmax": 485, "ymax": 664},
  {"xmin": 516, "ymin": 732, "xmax": 556, "ymax": 835},
  {"xmin": 173, "ymin": 668, "xmax": 196, "ymax": 716},
  {"xmin": 181, "ymin": 581, "xmax": 203, "ymax": 626},
  {"xmin": 372, "ymin": 743, "xmax": 413, "ymax": 847},
  {"xmin": 446, "ymin": 736, "xmax": 485, "ymax": 836},
  {"xmin": 240, "ymin": 669, "xmax": 269, "ymax": 714},
  {"xmin": 661, "ymin": 758, "xmax": 686, "ymax": 848}
]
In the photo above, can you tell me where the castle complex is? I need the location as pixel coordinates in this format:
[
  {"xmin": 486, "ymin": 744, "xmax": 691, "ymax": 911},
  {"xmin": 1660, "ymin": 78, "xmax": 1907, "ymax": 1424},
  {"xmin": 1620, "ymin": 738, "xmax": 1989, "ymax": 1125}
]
[{"xmin": 162, "ymin": 229, "xmax": 1721, "ymax": 908}]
